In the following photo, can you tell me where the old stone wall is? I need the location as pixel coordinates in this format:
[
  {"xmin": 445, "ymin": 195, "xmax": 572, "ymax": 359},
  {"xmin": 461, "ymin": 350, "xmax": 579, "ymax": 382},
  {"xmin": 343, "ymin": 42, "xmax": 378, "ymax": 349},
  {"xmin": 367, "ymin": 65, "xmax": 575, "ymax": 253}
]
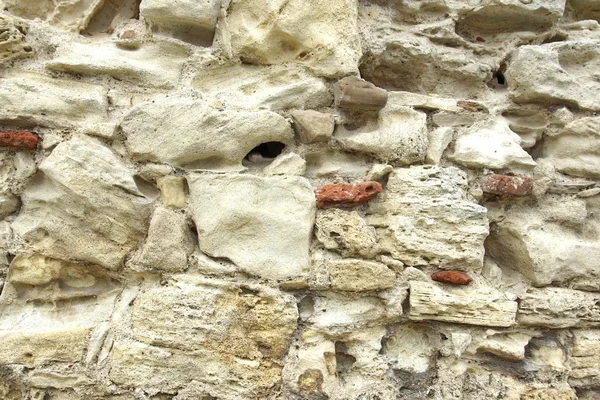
[{"xmin": 0, "ymin": 0, "xmax": 599, "ymax": 399}]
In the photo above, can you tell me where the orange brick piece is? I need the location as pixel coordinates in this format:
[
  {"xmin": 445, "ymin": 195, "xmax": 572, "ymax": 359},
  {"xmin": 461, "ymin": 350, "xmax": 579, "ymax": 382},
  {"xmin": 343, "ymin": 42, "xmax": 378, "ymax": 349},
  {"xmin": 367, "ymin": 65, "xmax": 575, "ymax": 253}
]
[
  {"xmin": 0, "ymin": 131, "xmax": 39, "ymax": 150},
  {"xmin": 482, "ymin": 174, "xmax": 533, "ymax": 196},
  {"xmin": 315, "ymin": 181, "xmax": 383, "ymax": 209},
  {"xmin": 431, "ymin": 270, "xmax": 473, "ymax": 286}
]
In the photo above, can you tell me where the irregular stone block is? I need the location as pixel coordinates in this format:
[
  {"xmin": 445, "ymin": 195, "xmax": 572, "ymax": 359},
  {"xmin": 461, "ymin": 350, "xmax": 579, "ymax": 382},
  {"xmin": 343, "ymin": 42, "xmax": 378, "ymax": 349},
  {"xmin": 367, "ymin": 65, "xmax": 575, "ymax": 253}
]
[
  {"xmin": 4, "ymin": 0, "xmax": 101, "ymax": 32},
  {"xmin": 0, "ymin": 131, "xmax": 38, "ymax": 150},
  {"xmin": 486, "ymin": 196, "xmax": 600, "ymax": 289},
  {"xmin": 543, "ymin": 117, "xmax": 600, "ymax": 179},
  {"xmin": 367, "ymin": 166, "xmax": 489, "ymax": 270},
  {"xmin": 121, "ymin": 92, "xmax": 294, "ymax": 170},
  {"xmin": 517, "ymin": 287, "xmax": 600, "ymax": 328},
  {"xmin": 264, "ymin": 153, "xmax": 306, "ymax": 176},
  {"xmin": 12, "ymin": 135, "xmax": 154, "ymax": 270},
  {"xmin": 431, "ymin": 271, "xmax": 473, "ymax": 286},
  {"xmin": 226, "ymin": 0, "xmax": 361, "ymax": 77},
  {"xmin": 0, "ymin": 193, "xmax": 19, "ymax": 218},
  {"xmin": 193, "ymin": 64, "xmax": 332, "ymax": 110},
  {"xmin": 570, "ymin": 0, "xmax": 600, "ymax": 21},
  {"xmin": 326, "ymin": 259, "xmax": 394, "ymax": 292},
  {"xmin": 187, "ymin": 174, "xmax": 315, "ymax": 280},
  {"xmin": 521, "ymin": 388, "xmax": 577, "ymax": 400},
  {"xmin": 466, "ymin": 330, "xmax": 536, "ymax": 361},
  {"xmin": 304, "ymin": 293, "xmax": 389, "ymax": 332},
  {"xmin": 305, "ymin": 149, "xmax": 371, "ymax": 178},
  {"xmin": 505, "ymin": 41, "xmax": 600, "ymax": 111},
  {"xmin": 315, "ymin": 209, "xmax": 378, "ymax": 258},
  {"xmin": 334, "ymin": 76, "xmax": 388, "ymax": 111},
  {"xmin": 156, "ymin": 176, "xmax": 187, "ymax": 209},
  {"xmin": 382, "ymin": 323, "xmax": 437, "ymax": 373},
  {"xmin": 426, "ymin": 127, "xmax": 453, "ymax": 165},
  {"xmin": 132, "ymin": 207, "xmax": 194, "ymax": 273},
  {"xmin": 449, "ymin": 118, "xmax": 536, "ymax": 170},
  {"xmin": 336, "ymin": 104, "xmax": 428, "ymax": 165},
  {"xmin": 570, "ymin": 329, "xmax": 600, "ymax": 388},
  {"xmin": 0, "ymin": 72, "xmax": 108, "ymax": 129},
  {"xmin": 408, "ymin": 281, "xmax": 518, "ymax": 327},
  {"xmin": 482, "ymin": 174, "xmax": 533, "ymax": 196},
  {"xmin": 47, "ymin": 41, "xmax": 190, "ymax": 89},
  {"xmin": 0, "ymin": 15, "xmax": 34, "ymax": 64},
  {"xmin": 315, "ymin": 181, "xmax": 383, "ymax": 209},
  {"xmin": 140, "ymin": 0, "xmax": 221, "ymax": 46},
  {"xmin": 290, "ymin": 110, "xmax": 334, "ymax": 144}
]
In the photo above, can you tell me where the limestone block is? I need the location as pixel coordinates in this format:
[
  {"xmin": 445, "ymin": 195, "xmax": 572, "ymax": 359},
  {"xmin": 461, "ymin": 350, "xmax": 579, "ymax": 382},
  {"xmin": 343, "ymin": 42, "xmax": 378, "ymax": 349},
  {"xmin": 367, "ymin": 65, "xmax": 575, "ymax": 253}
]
[
  {"xmin": 325, "ymin": 259, "xmax": 395, "ymax": 291},
  {"xmin": 121, "ymin": 92, "xmax": 294, "ymax": 170},
  {"xmin": 408, "ymin": 281, "xmax": 518, "ymax": 327},
  {"xmin": 0, "ymin": 15, "xmax": 33, "ymax": 64},
  {"xmin": 543, "ymin": 117, "xmax": 600, "ymax": 179},
  {"xmin": 521, "ymin": 387, "xmax": 577, "ymax": 400},
  {"xmin": 187, "ymin": 173, "xmax": 315, "ymax": 280},
  {"xmin": 449, "ymin": 118, "xmax": 536, "ymax": 170},
  {"xmin": 193, "ymin": 64, "xmax": 332, "ymax": 110},
  {"xmin": 335, "ymin": 104, "xmax": 428, "ymax": 166},
  {"xmin": 315, "ymin": 209, "xmax": 378, "ymax": 258},
  {"xmin": 467, "ymin": 330, "xmax": 534, "ymax": 361},
  {"xmin": 382, "ymin": 323, "xmax": 438, "ymax": 373},
  {"xmin": 505, "ymin": 41, "xmax": 600, "ymax": 111},
  {"xmin": 132, "ymin": 207, "xmax": 194, "ymax": 273},
  {"xmin": 0, "ymin": 72, "xmax": 108, "ymax": 129},
  {"xmin": 305, "ymin": 149, "xmax": 371, "ymax": 178},
  {"xmin": 334, "ymin": 76, "xmax": 388, "ymax": 111},
  {"xmin": 569, "ymin": 329, "xmax": 600, "ymax": 388},
  {"xmin": 366, "ymin": 166, "xmax": 489, "ymax": 270},
  {"xmin": 12, "ymin": 135, "xmax": 154, "ymax": 270},
  {"xmin": 226, "ymin": 0, "xmax": 361, "ymax": 77},
  {"xmin": 140, "ymin": 0, "xmax": 221, "ymax": 45},
  {"xmin": 571, "ymin": 0, "xmax": 600, "ymax": 21},
  {"xmin": 366, "ymin": 164, "xmax": 393, "ymax": 181},
  {"xmin": 4, "ymin": 0, "xmax": 101, "ymax": 32},
  {"xmin": 47, "ymin": 41, "xmax": 190, "ymax": 89},
  {"xmin": 264, "ymin": 153, "xmax": 306, "ymax": 176},
  {"xmin": 290, "ymin": 110, "xmax": 334, "ymax": 144},
  {"xmin": 156, "ymin": 176, "xmax": 187, "ymax": 209},
  {"xmin": 426, "ymin": 127, "xmax": 453, "ymax": 165},
  {"xmin": 307, "ymin": 293, "xmax": 388, "ymax": 332},
  {"xmin": 486, "ymin": 196, "xmax": 600, "ymax": 289},
  {"xmin": 517, "ymin": 287, "xmax": 600, "ymax": 328}
]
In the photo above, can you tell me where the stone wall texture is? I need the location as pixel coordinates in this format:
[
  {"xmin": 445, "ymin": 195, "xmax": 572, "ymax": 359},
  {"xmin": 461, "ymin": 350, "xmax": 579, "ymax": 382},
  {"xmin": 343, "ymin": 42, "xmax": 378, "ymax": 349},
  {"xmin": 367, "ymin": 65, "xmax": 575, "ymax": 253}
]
[{"xmin": 1, "ymin": 0, "xmax": 600, "ymax": 399}]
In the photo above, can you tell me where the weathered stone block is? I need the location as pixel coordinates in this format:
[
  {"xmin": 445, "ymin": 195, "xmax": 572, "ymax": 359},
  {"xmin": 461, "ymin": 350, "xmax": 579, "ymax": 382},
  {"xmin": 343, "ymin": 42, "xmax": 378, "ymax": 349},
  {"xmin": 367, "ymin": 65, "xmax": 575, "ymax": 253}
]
[
  {"xmin": 0, "ymin": 15, "xmax": 33, "ymax": 64},
  {"xmin": 334, "ymin": 76, "xmax": 388, "ymax": 111},
  {"xmin": 315, "ymin": 209, "xmax": 378, "ymax": 258},
  {"xmin": 326, "ymin": 259, "xmax": 394, "ymax": 291},
  {"xmin": 290, "ymin": 110, "xmax": 334, "ymax": 144},
  {"xmin": 570, "ymin": 329, "xmax": 600, "ymax": 388},
  {"xmin": 156, "ymin": 176, "xmax": 187, "ymax": 209}
]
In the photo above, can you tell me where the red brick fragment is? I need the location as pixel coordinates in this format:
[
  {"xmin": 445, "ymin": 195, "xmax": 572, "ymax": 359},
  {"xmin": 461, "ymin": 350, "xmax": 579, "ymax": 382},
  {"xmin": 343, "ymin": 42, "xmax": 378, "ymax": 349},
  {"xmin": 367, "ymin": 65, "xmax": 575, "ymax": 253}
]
[
  {"xmin": 432, "ymin": 271, "xmax": 472, "ymax": 286},
  {"xmin": 482, "ymin": 174, "xmax": 533, "ymax": 196},
  {"xmin": 315, "ymin": 181, "xmax": 383, "ymax": 209},
  {"xmin": 0, "ymin": 131, "xmax": 39, "ymax": 150}
]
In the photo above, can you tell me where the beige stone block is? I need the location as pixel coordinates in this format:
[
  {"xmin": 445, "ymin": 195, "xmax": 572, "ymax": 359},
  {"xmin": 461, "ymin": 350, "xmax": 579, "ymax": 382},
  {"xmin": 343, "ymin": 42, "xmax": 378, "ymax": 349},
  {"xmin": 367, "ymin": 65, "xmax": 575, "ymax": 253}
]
[
  {"xmin": 157, "ymin": 176, "xmax": 187, "ymax": 209},
  {"xmin": 290, "ymin": 110, "xmax": 334, "ymax": 144},
  {"xmin": 326, "ymin": 259, "xmax": 394, "ymax": 292}
]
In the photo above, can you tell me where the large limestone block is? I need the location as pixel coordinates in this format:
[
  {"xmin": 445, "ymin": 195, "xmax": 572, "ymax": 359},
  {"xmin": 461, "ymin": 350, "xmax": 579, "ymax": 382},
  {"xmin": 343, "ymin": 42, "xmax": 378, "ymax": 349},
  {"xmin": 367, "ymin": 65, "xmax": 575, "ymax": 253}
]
[
  {"xmin": 193, "ymin": 64, "xmax": 331, "ymax": 110},
  {"xmin": 409, "ymin": 281, "xmax": 518, "ymax": 327},
  {"xmin": 121, "ymin": 92, "xmax": 294, "ymax": 170},
  {"xmin": 47, "ymin": 41, "xmax": 190, "ymax": 89},
  {"xmin": 326, "ymin": 259, "xmax": 395, "ymax": 292},
  {"xmin": 187, "ymin": 174, "xmax": 315, "ymax": 280},
  {"xmin": 505, "ymin": 41, "xmax": 600, "ymax": 111},
  {"xmin": 315, "ymin": 209, "xmax": 378, "ymax": 258},
  {"xmin": 517, "ymin": 287, "xmax": 600, "ymax": 328},
  {"xmin": 569, "ymin": 329, "xmax": 600, "ymax": 388},
  {"xmin": 486, "ymin": 196, "xmax": 600, "ymax": 290},
  {"xmin": 12, "ymin": 135, "xmax": 154, "ymax": 270},
  {"xmin": 543, "ymin": 117, "xmax": 600, "ymax": 179},
  {"xmin": 335, "ymin": 103, "xmax": 428, "ymax": 166},
  {"xmin": 4, "ymin": 0, "xmax": 101, "ymax": 32},
  {"xmin": 0, "ymin": 72, "xmax": 108, "ymax": 129},
  {"xmin": 449, "ymin": 118, "xmax": 536, "ymax": 170},
  {"xmin": 0, "ymin": 15, "xmax": 34, "ymax": 64},
  {"xmin": 366, "ymin": 166, "xmax": 489, "ymax": 270},
  {"xmin": 226, "ymin": 0, "xmax": 361, "ymax": 77}
]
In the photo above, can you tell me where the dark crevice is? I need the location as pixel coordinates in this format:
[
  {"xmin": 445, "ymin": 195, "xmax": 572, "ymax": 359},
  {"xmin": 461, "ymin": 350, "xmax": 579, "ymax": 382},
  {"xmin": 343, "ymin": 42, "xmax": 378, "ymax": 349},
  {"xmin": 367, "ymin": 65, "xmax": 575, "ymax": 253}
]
[{"xmin": 244, "ymin": 142, "xmax": 286, "ymax": 164}]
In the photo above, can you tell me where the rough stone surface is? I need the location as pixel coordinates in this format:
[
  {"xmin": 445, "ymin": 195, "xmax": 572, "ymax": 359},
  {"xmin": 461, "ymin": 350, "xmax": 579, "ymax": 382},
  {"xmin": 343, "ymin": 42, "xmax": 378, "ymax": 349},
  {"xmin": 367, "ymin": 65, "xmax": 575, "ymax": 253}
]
[
  {"xmin": 334, "ymin": 76, "xmax": 388, "ymax": 111},
  {"xmin": 0, "ymin": 14, "xmax": 34, "ymax": 64},
  {"xmin": 187, "ymin": 173, "xmax": 315, "ymax": 280},
  {"xmin": 570, "ymin": 329, "xmax": 600, "ymax": 388},
  {"xmin": 264, "ymin": 153, "xmax": 306, "ymax": 176},
  {"xmin": 326, "ymin": 259, "xmax": 395, "ymax": 291},
  {"xmin": 290, "ymin": 110, "xmax": 334, "ymax": 143},
  {"xmin": 315, "ymin": 208, "xmax": 378, "ymax": 258},
  {"xmin": 315, "ymin": 181, "xmax": 383, "ymax": 209}
]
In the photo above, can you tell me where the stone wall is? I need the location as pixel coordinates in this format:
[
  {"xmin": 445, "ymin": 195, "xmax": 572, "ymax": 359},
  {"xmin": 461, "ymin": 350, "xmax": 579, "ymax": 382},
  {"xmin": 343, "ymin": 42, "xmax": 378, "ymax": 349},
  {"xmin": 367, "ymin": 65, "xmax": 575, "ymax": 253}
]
[{"xmin": 0, "ymin": 0, "xmax": 599, "ymax": 399}]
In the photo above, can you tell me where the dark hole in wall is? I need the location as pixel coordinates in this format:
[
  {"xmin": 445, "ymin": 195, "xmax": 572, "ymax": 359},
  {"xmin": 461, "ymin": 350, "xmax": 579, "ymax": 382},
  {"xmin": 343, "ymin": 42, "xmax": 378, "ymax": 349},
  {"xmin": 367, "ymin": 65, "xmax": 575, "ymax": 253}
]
[
  {"xmin": 244, "ymin": 142, "xmax": 286, "ymax": 163},
  {"xmin": 334, "ymin": 342, "xmax": 356, "ymax": 376}
]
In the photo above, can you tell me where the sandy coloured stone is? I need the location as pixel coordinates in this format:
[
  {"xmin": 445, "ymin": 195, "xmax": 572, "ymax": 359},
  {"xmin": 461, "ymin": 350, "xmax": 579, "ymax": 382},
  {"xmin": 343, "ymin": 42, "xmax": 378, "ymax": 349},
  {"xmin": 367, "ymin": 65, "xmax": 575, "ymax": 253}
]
[
  {"xmin": 482, "ymin": 174, "xmax": 533, "ymax": 196},
  {"xmin": 315, "ymin": 181, "xmax": 383, "ymax": 208},
  {"xmin": 431, "ymin": 270, "xmax": 473, "ymax": 285},
  {"xmin": 0, "ymin": 131, "xmax": 39, "ymax": 150},
  {"xmin": 334, "ymin": 76, "xmax": 388, "ymax": 111}
]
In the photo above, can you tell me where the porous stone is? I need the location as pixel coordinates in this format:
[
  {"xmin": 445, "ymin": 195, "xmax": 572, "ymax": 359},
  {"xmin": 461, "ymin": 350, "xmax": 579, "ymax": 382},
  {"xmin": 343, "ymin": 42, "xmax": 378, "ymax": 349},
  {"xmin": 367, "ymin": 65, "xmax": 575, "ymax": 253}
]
[
  {"xmin": 366, "ymin": 166, "xmax": 489, "ymax": 270},
  {"xmin": 156, "ymin": 176, "xmax": 187, "ymax": 209},
  {"xmin": 121, "ymin": 92, "xmax": 294, "ymax": 170},
  {"xmin": 543, "ymin": 117, "xmax": 600, "ymax": 179},
  {"xmin": 0, "ymin": 14, "xmax": 34, "ymax": 64},
  {"xmin": 326, "ymin": 259, "xmax": 394, "ymax": 291},
  {"xmin": 505, "ymin": 41, "xmax": 600, "ymax": 111},
  {"xmin": 382, "ymin": 323, "xmax": 437, "ymax": 373},
  {"xmin": 226, "ymin": 0, "xmax": 361, "ymax": 77},
  {"xmin": 482, "ymin": 174, "xmax": 534, "ymax": 196},
  {"xmin": 315, "ymin": 208, "xmax": 378, "ymax": 258},
  {"xmin": 4, "ymin": 0, "xmax": 100, "ymax": 32},
  {"xmin": 409, "ymin": 281, "xmax": 518, "ymax": 327},
  {"xmin": 431, "ymin": 270, "xmax": 473, "ymax": 286},
  {"xmin": 467, "ymin": 330, "xmax": 535, "ymax": 361},
  {"xmin": 290, "ymin": 110, "xmax": 334, "ymax": 143},
  {"xmin": 264, "ymin": 153, "xmax": 306, "ymax": 176},
  {"xmin": 12, "ymin": 135, "xmax": 154, "ymax": 270},
  {"xmin": 569, "ymin": 329, "xmax": 600, "ymax": 388},
  {"xmin": 315, "ymin": 181, "xmax": 383, "ymax": 209},
  {"xmin": 47, "ymin": 41, "xmax": 190, "ymax": 89},
  {"xmin": 0, "ymin": 72, "xmax": 108, "ymax": 129},
  {"xmin": 517, "ymin": 287, "xmax": 600, "ymax": 328},
  {"xmin": 187, "ymin": 173, "xmax": 315, "ymax": 280},
  {"xmin": 334, "ymin": 76, "xmax": 388, "ymax": 111},
  {"xmin": 335, "ymin": 104, "xmax": 428, "ymax": 165},
  {"xmin": 193, "ymin": 64, "xmax": 332, "ymax": 110},
  {"xmin": 0, "ymin": 131, "xmax": 39, "ymax": 150},
  {"xmin": 132, "ymin": 207, "xmax": 194, "ymax": 273}
]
